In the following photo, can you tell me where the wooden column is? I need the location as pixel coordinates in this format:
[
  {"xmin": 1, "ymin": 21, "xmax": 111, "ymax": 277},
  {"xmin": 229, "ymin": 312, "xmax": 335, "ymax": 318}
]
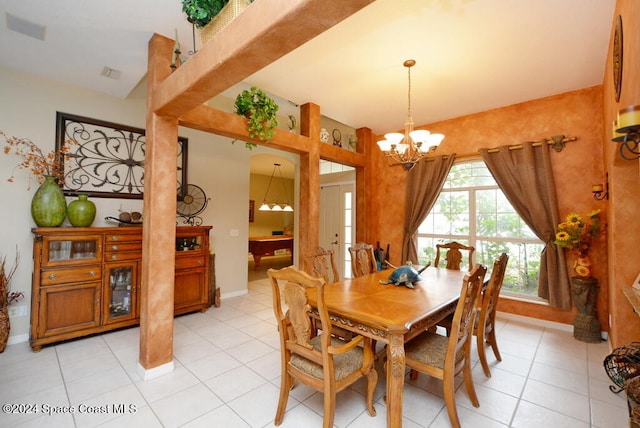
[
  {"xmin": 139, "ymin": 34, "xmax": 178, "ymax": 377},
  {"xmin": 299, "ymin": 103, "xmax": 321, "ymax": 254}
]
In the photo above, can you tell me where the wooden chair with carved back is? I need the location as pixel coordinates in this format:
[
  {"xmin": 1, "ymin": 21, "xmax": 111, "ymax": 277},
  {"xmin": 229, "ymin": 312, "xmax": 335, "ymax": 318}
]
[
  {"xmin": 475, "ymin": 252, "xmax": 509, "ymax": 377},
  {"xmin": 348, "ymin": 242, "xmax": 377, "ymax": 278},
  {"xmin": 268, "ymin": 266, "xmax": 378, "ymax": 428},
  {"xmin": 404, "ymin": 263, "xmax": 487, "ymax": 428},
  {"xmin": 302, "ymin": 246, "xmax": 339, "ymax": 284},
  {"xmin": 434, "ymin": 241, "xmax": 475, "ymax": 271}
]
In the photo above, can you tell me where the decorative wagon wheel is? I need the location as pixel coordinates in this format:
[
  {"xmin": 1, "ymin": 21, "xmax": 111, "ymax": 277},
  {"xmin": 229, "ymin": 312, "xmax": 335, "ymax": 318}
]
[{"xmin": 176, "ymin": 184, "xmax": 209, "ymax": 225}]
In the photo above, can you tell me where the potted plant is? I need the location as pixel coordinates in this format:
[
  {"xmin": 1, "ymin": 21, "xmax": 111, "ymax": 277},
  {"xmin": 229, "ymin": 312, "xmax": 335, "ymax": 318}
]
[
  {"xmin": 1, "ymin": 249, "xmax": 22, "ymax": 352},
  {"xmin": 182, "ymin": 0, "xmax": 253, "ymax": 44},
  {"xmin": 181, "ymin": 0, "xmax": 230, "ymax": 28},
  {"xmin": 233, "ymin": 86, "xmax": 279, "ymax": 149}
]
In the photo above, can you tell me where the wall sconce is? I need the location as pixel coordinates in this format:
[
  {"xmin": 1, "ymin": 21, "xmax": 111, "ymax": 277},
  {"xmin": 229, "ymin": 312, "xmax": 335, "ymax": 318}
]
[
  {"xmin": 612, "ymin": 105, "xmax": 640, "ymax": 160},
  {"xmin": 592, "ymin": 172, "xmax": 609, "ymax": 201}
]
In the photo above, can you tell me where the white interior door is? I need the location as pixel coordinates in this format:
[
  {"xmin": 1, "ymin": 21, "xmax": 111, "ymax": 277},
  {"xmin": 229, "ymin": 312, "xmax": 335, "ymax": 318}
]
[{"xmin": 319, "ymin": 183, "xmax": 355, "ymax": 279}]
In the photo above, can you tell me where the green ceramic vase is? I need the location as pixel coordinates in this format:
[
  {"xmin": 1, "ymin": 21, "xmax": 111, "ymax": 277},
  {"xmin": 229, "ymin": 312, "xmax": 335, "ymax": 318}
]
[
  {"xmin": 67, "ymin": 194, "xmax": 97, "ymax": 227},
  {"xmin": 31, "ymin": 175, "xmax": 67, "ymax": 227}
]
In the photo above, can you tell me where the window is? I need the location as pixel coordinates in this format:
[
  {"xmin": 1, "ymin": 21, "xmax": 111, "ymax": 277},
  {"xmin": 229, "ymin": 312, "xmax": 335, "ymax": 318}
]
[{"xmin": 416, "ymin": 161, "xmax": 544, "ymax": 299}]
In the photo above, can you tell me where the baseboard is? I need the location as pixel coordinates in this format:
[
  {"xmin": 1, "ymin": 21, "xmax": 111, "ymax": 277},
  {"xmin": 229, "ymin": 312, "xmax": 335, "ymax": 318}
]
[
  {"xmin": 7, "ymin": 333, "xmax": 29, "ymax": 345},
  {"xmin": 220, "ymin": 289, "xmax": 248, "ymax": 300},
  {"xmin": 137, "ymin": 360, "xmax": 175, "ymax": 381}
]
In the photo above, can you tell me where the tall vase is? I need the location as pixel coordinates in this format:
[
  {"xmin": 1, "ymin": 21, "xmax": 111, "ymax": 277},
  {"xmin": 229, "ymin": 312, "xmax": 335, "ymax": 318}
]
[
  {"xmin": 0, "ymin": 307, "xmax": 9, "ymax": 353},
  {"xmin": 31, "ymin": 175, "xmax": 66, "ymax": 227},
  {"xmin": 67, "ymin": 194, "xmax": 96, "ymax": 227},
  {"xmin": 571, "ymin": 276, "xmax": 602, "ymax": 342}
]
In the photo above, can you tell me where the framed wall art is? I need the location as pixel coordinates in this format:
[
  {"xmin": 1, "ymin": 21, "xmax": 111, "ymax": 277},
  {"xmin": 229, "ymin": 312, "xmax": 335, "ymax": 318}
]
[{"xmin": 55, "ymin": 112, "xmax": 188, "ymax": 199}]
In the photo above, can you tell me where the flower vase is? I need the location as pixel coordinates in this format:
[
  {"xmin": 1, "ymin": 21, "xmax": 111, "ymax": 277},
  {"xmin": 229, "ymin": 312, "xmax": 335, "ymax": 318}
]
[
  {"xmin": 0, "ymin": 307, "xmax": 8, "ymax": 352},
  {"xmin": 31, "ymin": 175, "xmax": 67, "ymax": 227},
  {"xmin": 67, "ymin": 194, "xmax": 96, "ymax": 227},
  {"xmin": 571, "ymin": 276, "xmax": 602, "ymax": 342},
  {"xmin": 573, "ymin": 256, "xmax": 592, "ymax": 279}
]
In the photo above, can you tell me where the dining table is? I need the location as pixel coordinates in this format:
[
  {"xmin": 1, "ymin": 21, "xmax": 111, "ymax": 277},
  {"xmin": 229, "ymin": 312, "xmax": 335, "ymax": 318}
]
[{"xmin": 307, "ymin": 266, "xmax": 468, "ymax": 428}]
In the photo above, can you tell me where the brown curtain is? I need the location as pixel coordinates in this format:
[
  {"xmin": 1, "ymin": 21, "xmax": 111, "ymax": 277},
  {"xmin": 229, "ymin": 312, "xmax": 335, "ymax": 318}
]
[
  {"xmin": 480, "ymin": 142, "xmax": 570, "ymax": 309},
  {"xmin": 402, "ymin": 155, "xmax": 456, "ymax": 264}
]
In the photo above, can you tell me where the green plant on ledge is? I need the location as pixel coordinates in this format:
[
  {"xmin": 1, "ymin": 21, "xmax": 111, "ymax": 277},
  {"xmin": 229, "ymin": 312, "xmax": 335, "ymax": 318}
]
[
  {"xmin": 233, "ymin": 86, "xmax": 279, "ymax": 150},
  {"xmin": 181, "ymin": 0, "xmax": 232, "ymax": 28}
]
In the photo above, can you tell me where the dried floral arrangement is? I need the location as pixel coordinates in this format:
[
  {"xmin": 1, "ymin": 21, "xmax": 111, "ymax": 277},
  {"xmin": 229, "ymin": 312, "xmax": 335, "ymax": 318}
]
[
  {"xmin": 1, "ymin": 130, "xmax": 74, "ymax": 189},
  {"xmin": 0, "ymin": 249, "xmax": 22, "ymax": 308}
]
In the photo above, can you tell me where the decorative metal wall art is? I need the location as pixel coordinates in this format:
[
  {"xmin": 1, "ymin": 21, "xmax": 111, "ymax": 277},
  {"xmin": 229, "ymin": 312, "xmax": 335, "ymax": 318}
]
[{"xmin": 55, "ymin": 112, "xmax": 188, "ymax": 199}]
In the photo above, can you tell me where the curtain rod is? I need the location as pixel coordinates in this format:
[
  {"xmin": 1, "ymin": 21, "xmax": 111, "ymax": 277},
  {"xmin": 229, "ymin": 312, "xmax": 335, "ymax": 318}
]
[{"xmin": 451, "ymin": 135, "xmax": 577, "ymax": 160}]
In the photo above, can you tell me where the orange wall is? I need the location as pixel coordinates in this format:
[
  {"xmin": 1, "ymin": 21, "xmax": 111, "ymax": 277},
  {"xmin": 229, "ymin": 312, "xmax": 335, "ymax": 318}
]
[
  {"xmin": 372, "ymin": 0, "xmax": 640, "ymax": 345},
  {"xmin": 602, "ymin": 0, "xmax": 640, "ymax": 348},
  {"xmin": 372, "ymin": 86, "xmax": 609, "ymax": 328}
]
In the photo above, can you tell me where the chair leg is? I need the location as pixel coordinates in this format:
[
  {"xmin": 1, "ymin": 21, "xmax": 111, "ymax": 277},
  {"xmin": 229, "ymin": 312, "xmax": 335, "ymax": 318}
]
[
  {"xmin": 365, "ymin": 369, "xmax": 378, "ymax": 416},
  {"xmin": 476, "ymin": 327, "xmax": 492, "ymax": 378},
  {"xmin": 443, "ymin": 373, "xmax": 461, "ymax": 428},
  {"xmin": 323, "ymin": 387, "xmax": 336, "ymax": 428},
  {"xmin": 486, "ymin": 324, "xmax": 502, "ymax": 362},
  {"xmin": 274, "ymin": 372, "xmax": 293, "ymax": 426},
  {"xmin": 463, "ymin": 358, "xmax": 480, "ymax": 408}
]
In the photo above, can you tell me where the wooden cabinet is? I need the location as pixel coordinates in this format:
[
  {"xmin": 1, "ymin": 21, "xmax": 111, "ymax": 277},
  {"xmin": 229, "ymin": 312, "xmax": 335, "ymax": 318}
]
[{"xmin": 30, "ymin": 226, "xmax": 212, "ymax": 351}]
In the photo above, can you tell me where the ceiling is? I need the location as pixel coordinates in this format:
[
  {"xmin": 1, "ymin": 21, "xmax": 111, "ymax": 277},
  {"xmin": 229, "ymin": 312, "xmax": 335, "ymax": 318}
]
[{"xmin": 0, "ymin": 0, "xmax": 616, "ymax": 141}]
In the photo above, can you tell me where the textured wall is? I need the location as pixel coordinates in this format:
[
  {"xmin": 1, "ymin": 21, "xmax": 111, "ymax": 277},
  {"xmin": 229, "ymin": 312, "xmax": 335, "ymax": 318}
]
[{"xmin": 374, "ymin": 86, "xmax": 609, "ymax": 328}]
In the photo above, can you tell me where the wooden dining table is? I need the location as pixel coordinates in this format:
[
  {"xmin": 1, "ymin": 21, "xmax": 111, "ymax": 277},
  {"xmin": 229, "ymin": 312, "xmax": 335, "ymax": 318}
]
[{"xmin": 307, "ymin": 266, "xmax": 468, "ymax": 428}]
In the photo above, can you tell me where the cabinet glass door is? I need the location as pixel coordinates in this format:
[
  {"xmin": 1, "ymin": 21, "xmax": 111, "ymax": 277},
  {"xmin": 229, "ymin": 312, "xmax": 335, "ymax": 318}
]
[
  {"xmin": 106, "ymin": 264, "xmax": 136, "ymax": 322},
  {"xmin": 43, "ymin": 235, "xmax": 102, "ymax": 266}
]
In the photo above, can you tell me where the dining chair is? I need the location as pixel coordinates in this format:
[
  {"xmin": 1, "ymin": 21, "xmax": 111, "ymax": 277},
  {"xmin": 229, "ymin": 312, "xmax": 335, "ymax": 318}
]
[
  {"xmin": 434, "ymin": 241, "xmax": 475, "ymax": 271},
  {"xmin": 404, "ymin": 263, "xmax": 487, "ymax": 428},
  {"xmin": 438, "ymin": 253, "xmax": 509, "ymax": 377},
  {"xmin": 268, "ymin": 266, "xmax": 378, "ymax": 428},
  {"xmin": 348, "ymin": 242, "xmax": 377, "ymax": 277},
  {"xmin": 475, "ymin": 252, "xmax": 509, "ymax": 377},
  {"xmin": 302, "ymin": 246, "xmax": 339, "ymax": 283}
]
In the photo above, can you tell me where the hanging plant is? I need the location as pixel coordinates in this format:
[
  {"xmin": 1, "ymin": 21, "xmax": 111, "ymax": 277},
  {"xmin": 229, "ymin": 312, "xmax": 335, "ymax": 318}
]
[{"xmin": 233, "ymin": 86, "xmax": 279, "ymax": 150}]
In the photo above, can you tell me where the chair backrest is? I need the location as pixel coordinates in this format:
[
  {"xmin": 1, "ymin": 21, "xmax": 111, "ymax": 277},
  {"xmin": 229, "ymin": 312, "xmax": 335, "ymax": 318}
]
[
  {"xmin": 434, "ymin": 242, "xmax": 475, "ymax": 271},
  {"xmin": 479, "ymin": 253, "xmax": 509, "ymax": 328},
  {"xmin": 302, "ymin": 246, "xmax": 339, "ymax": 284},
  {"xmin": 348, "ymin": 242, "xmax": 377, "ymax": 277},
  {"xmin": 447, "ymin": 263, "xmax": 487, "ymax": 369},
  {"xmin": 267, "ymin": 266, "xmax": 333, "ymax": 368}
]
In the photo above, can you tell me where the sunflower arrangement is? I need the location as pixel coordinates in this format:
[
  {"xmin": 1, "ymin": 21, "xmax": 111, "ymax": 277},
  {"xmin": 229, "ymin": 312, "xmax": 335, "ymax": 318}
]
[{"xmin": 554, "ymin": 210, "xmax": 602, "ymax": 276}]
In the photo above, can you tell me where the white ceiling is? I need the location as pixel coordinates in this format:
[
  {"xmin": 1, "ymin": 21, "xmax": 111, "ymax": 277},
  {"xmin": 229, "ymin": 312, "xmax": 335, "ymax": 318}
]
[{"xmin": 0, "ymin": 0, "xmax": 616, "ymax": 137}]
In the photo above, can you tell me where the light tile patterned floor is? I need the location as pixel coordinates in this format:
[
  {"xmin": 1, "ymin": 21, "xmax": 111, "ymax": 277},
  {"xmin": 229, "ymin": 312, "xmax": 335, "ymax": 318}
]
[{"xmin": 0, "ymin": 269, "xmax": 628, "ymax": 427}]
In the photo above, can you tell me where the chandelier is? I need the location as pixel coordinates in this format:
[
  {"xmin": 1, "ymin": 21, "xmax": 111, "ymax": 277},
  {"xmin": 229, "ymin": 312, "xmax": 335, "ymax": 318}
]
[
  {"xmin": 377, "ymin": 59, "xmax": 444, "ymax": 171},
  {"xmin": 259, "ymin": 163, "xmax": 293, "ymax": 212}
]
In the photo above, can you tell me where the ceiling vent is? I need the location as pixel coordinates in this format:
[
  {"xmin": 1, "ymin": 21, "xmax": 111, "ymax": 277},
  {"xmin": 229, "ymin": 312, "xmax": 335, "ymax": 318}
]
[
  {"xmin": 101, "ymin": 66, "xmax": 122, "ymax": 80},
  {"xmin": 6, "ymin": 13, "xmax": 46, "ymax": 41}
]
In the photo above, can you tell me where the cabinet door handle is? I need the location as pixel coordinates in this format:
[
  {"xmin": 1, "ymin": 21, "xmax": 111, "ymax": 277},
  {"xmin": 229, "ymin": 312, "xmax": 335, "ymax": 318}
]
[
  {"xmin": 112, "ymin": 236, "xmax": 119, "ymax": 241},
  {"xmin": 198, "ymin": 259, "xmax": 203, "ymax": 265},
  {"xmin": 111, "ymin": 245, "xmax": 118, "ymax": 250},
  {"xmin": 89, "ymin": 271, "xmax": 96, "ymax": 276},
  {"xmin": 49, "ymin": 273, "xmax": 56, "ymax": 280},
  {"xmin": 111, "ymin": 255, "xmax": 117, "ymax": 260}
]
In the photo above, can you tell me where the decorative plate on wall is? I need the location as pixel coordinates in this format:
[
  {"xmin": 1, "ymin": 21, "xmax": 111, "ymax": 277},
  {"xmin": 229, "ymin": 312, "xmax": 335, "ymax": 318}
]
[{"xmin": 613, "ymin": 15, "xmax": 623, "ymax": 102}]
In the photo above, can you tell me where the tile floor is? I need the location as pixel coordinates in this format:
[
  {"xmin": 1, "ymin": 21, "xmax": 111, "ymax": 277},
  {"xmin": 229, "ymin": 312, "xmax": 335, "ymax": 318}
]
[{"xmin": 0, "ymin": 262, "xmax": 629, "ymax": 427}]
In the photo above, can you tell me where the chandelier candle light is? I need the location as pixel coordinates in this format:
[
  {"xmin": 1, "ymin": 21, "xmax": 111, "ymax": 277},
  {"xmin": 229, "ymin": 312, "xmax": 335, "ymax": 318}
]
[
  {"xmin": 259, "ymin": 163, "xmax": 293, "ymax": 212},
  {"xmin": 377, "ymin": 59, "xmax": 444, "ymax": 171}
]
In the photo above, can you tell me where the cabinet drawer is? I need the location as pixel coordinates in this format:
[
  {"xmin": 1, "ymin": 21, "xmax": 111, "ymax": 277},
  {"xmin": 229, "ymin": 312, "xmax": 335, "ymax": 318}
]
[
  {"xmin": 105, "ymin": 251, "xmax": 141, "ymax": 262},
  {"xmin": 41, "ymin": 266, "xmax": 102, "ymax": 286},
  {"xmin": 175, "ymin": 255, "xmax": 206, "ymax": 269},
  {"xmin": 105, "ymin": 233, "xmax": 142, "ymax": 243},
  {"xmin": 104, "ymin": 241, "xmax": 142, "ymax": 253}
]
